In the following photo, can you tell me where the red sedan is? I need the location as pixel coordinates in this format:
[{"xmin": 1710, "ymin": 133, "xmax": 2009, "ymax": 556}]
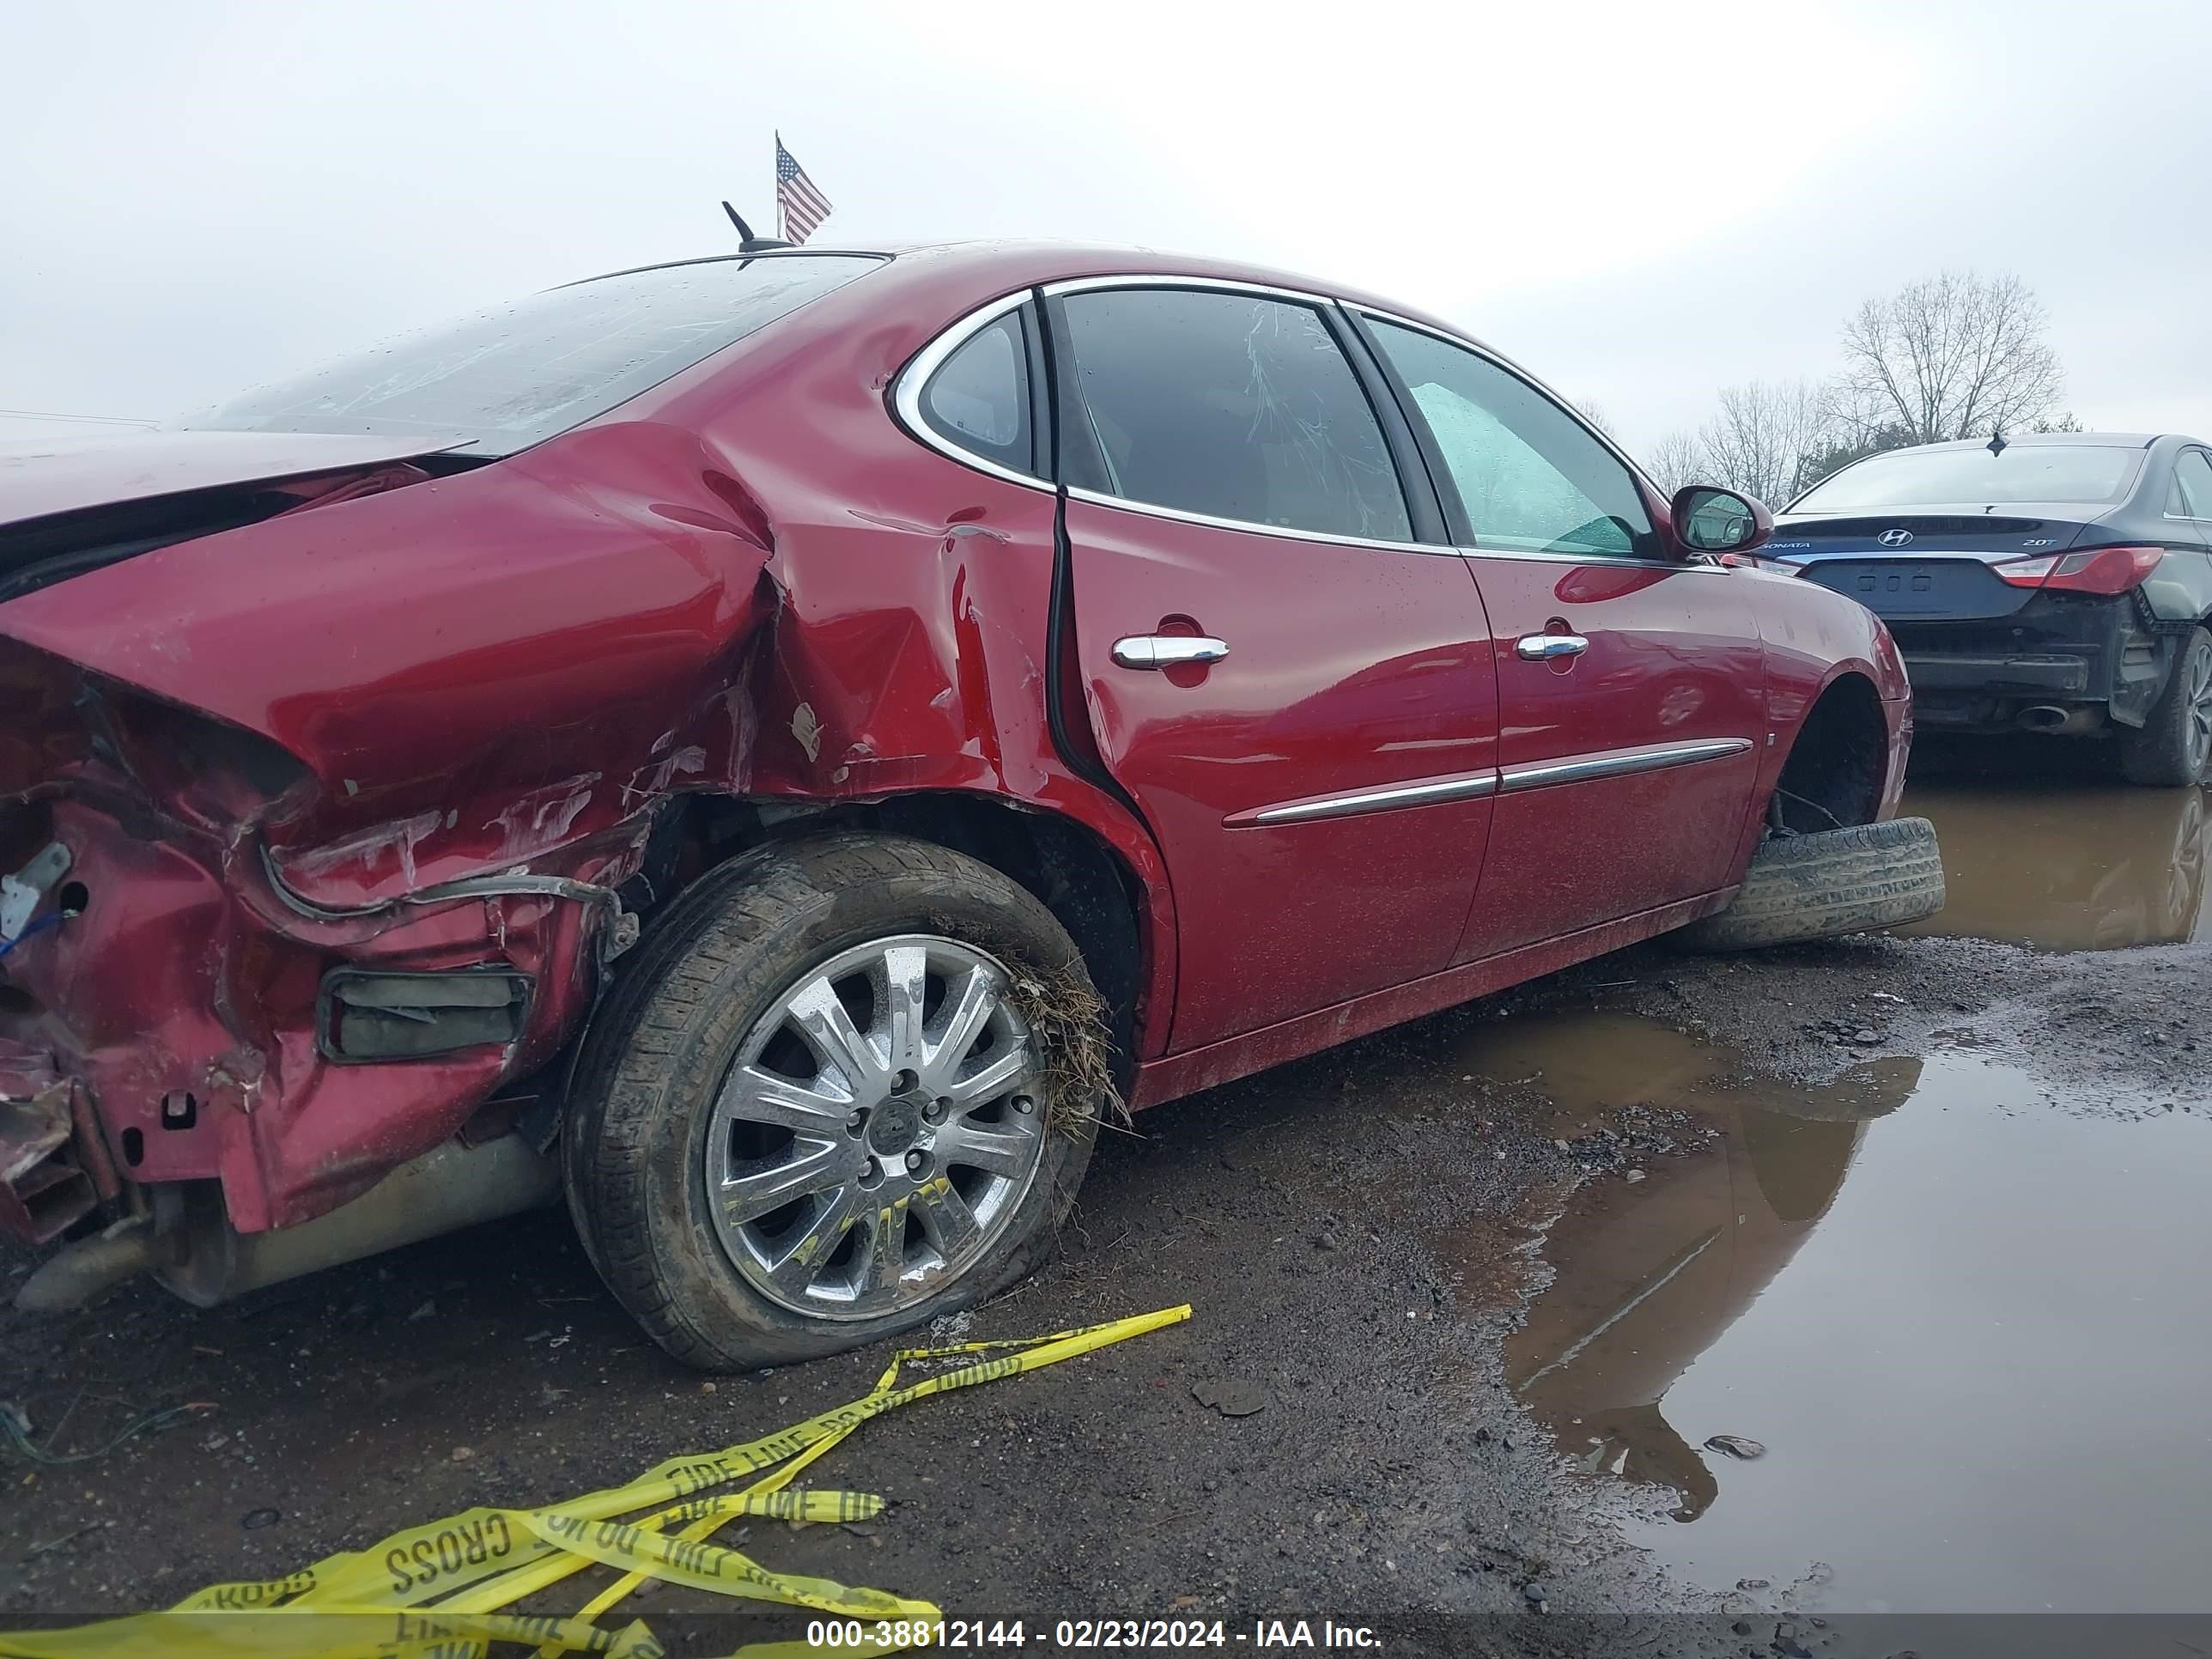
[{"xmin": 0, "ymin": 242, "xmax": 1941, "ymax": 1364}]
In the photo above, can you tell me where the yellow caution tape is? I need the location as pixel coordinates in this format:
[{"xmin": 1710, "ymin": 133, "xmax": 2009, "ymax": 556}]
[
  {"xmin": 0, "ymin": 1304, "xmax": 1191, "ymax": 1659},
  {"xmin": 0, "ymin": 1609, "xmax": 662, "ymax": 1659}
]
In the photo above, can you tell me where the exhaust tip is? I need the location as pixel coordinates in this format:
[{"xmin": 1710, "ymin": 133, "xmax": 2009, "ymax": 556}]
[{"xmin": 2018, "ymin": 705, "xmax": 2069, "ymax": 731}]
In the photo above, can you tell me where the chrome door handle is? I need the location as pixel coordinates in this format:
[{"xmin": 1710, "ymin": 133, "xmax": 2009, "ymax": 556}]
[
  {"xmin": 1516, "ymin": 633, "xmax": 1589, "ymax": 661},
  {"xmin": 1111, "ymin": 635, "xmax": 1231, "ymax": 669}
]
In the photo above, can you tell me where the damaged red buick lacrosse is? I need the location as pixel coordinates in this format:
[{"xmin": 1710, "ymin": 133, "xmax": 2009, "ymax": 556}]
[{"xmin": 0, "ymin": 241, "xmax": 1942, "ymax": 1365}]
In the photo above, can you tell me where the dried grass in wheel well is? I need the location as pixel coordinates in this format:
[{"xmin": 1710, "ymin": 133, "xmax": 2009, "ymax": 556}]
[{"xmin": 1001, "ymin": 960, "xmax": 1127, "ymax": 1137}]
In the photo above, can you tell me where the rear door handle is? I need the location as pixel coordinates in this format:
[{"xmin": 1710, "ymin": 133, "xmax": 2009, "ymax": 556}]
[
  {"xmin": 1112, "ymin": 635, "xmax": 1231, "ymax": 669},
  {"xmin": 1516, "ymin": 633, "xmax": 1589, "ymax": 661}
]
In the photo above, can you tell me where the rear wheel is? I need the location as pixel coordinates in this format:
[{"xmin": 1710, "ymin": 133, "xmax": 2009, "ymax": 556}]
[
  {"xmin": 564, "ymin": 835, "xmax": 1104, "ymax": 1370},
  {"xmin": 2119, "ymin": 626, "xmax": 2212, "ymax": 787}
]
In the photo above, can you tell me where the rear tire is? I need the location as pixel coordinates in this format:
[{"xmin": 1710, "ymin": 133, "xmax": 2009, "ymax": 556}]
[
  {"xmin": 1675, "ymin": 816, "xmax": 1946, "ymax": 951},
  {"xmin": 563, "ymin": 834, "xmax": 1103, "ymax": 1370},
  {"xmin": 2118, "ymin": 626, "xmax": 2212, "ymax": 787}
]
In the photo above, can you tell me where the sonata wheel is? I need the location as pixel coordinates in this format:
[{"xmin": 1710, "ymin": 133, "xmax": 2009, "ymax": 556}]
[
  {"xmin": 2185, "ymin": 641, "xmax": 2212, "ymax": 777},
  {"xmin": 2121, "ymin": 627, "xmax": 2212, "ymax": 787}
]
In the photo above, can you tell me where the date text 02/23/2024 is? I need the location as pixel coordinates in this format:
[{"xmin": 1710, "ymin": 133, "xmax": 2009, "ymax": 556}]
[{"xmin": 804, "ymin": 1620, "xmax": 1386, "ymax": 1649}]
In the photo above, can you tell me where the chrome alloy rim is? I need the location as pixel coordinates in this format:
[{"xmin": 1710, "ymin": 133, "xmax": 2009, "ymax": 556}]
[{"xmin": 705, "ymin": 934, "xmax": 1048, "ymax": 1321}]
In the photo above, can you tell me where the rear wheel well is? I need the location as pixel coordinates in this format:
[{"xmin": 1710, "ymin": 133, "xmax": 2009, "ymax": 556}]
[
  {"xmin": 1772, "ymin": 674, "xmax": 1886, "ymax": 833},
  {"xmin": 653, "ymin": 793, "xmax": 1146, "ymax": 1088}
]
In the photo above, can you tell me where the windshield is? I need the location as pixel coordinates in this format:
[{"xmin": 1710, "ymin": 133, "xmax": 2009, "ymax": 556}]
[
  {"xmin": 1792, "ymin": 443, "xmax": 2141, "ymax": 512},
  {"xmin": 195, "ymin": 254, "xmax": 881, "ymax": 456}
]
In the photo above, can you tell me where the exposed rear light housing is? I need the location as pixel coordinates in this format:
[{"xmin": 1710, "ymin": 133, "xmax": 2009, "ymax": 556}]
[
  {"xmin": 1994, "ymin": 544, "xmax": 2162, "ymax": 596},
  {"xmin": 318, "ymin": 967, "xmax": 533, "ymax": 1062}
]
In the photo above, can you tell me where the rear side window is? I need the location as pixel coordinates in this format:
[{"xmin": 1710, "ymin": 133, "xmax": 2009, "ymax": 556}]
[
  {"xmin": 2175, "ymin": 451, "xmax": 2212, "ymax": 520},
  {"xmin": 917, "ymin": 310, "xmax": 1034, "ymax": 476},
  {"xmin": 1054, "ymin": 288, "xmax": 1412, "ymax": 543},
  {"xmin": 1365, "ymin": 319, "xmax": 1656, "ymax": 559}
]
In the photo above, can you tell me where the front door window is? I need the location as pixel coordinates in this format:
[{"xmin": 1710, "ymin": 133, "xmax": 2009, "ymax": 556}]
[{"xmin": 1365, "ymin": 318, "xmax": 1656, "ymax": 559}]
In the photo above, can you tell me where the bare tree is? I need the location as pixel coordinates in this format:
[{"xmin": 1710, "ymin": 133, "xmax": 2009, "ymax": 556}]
[
  {"xmin": 1643, "ymin": 429, "xmax": 1709, "ymax": 495},
  {"xmin": 1695, "ymin": 379, "xmax": 1833, "ymax": 504},
  {"xmin": 1838, "ymin": 270, "xmax": 2063, "ymax": 444},
  {"xmin": 1572, "ymin": 398, "xmax": 1618, "ymax": 437}
]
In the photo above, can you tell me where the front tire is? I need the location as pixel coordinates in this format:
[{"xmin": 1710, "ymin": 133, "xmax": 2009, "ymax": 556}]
[
  {"xmin": 2119, "ymin": 625, "xmax": 2212, "ymax": 787},
  {"xmin": 564, "ymin": 835, "xmax": 1103, "ymax": 1370},
  {"xmin": 1674, "ymin": 816, "xmax": 1946, "ymax": 951}
]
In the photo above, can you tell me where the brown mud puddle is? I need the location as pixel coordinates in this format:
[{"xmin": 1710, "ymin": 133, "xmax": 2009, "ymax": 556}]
[
  {"xmin": 1449, "ymin": 1010, "xmax": 2212, "ymax": 1613},
  {"xmin": 1898, "ymin": 778, "xmax": 2210, "ymax": 951}
]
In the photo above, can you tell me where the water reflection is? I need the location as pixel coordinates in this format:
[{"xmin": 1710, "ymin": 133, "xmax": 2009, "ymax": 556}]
[
  {"xmin": 1467, "ymin": 1017, "xmax": 1917, "ymax": 1522},
  {"xmin": 1898, "ymin": 778, "xmax": 2210, "ymax": 951},
  {"xmin": 1453, "ymin": 1010, "xmax": 2212, "ymax": 1613}
]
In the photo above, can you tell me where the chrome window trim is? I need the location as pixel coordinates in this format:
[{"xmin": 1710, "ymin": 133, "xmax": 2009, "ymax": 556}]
[
  {"xmin": 1041, "ymin": 273, "xmax": 1446, "ymax": 555},
  {"xmin": 1454, "ymin": 544, "xmax": 1698, "ymax": 571},
  {"xmin": 889, "ymin": 288, "xmax": 1048, "ymax": 492},
  {"xmin": 1062, "ymin": 485, "xmax": 1441, "ymax": 555},
  {"xmin": 1231, "ymin": 770, "xmax": 1499, "ymax": 828},
  {"xmin": 890, "ymin": 272, "xmax": 1713, "ymax": 568},
  {"xmin": 1498, "ymin": 738, "xmax": 1754, "ymax": 794},
  {"xmin": 1350, "ymin": 304, "xmax": 1703, "ymax": 572},
  {"xmin": 1038, "ymin": 271, "xmax": 1343, "ymax": 306}
]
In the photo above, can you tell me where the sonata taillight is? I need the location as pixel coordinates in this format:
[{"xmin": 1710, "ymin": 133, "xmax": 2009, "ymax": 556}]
[{"xmin": 1994, "ymin": 545, "xmax": 2163, "ymax": 595}]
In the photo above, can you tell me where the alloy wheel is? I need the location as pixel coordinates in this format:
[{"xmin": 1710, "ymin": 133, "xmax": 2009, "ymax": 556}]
[{"xmin": 705, "ymin": 934, "xmax": 1047, "ymax": 1321}]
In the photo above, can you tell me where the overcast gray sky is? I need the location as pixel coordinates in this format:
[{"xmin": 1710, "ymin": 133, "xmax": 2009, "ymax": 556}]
[{"xmin": 4, "ymin": 0, "xmax": 2207, "ymax": 456}]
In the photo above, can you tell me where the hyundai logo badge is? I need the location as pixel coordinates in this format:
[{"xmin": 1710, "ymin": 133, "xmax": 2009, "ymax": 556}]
[{"xmin": 1878, "ymin": 527, "xmax": 1915, "ymax": 548}]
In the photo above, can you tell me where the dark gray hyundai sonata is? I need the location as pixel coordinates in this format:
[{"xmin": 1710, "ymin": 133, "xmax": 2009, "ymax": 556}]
[{"xmin": 1768, "ymin": 432, "xmax": 2212, "ymax": 785}]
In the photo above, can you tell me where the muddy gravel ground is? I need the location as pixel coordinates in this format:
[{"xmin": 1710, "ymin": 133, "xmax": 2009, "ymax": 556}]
[{"xmin": 3, "ymin": 787, "xmax": 2209, "ymax": 1659}]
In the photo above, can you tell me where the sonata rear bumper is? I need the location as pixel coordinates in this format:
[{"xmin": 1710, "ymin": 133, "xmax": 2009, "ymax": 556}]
[{"xmin": 1890, "ymin": 594, "xmax": 2174, "ymax": 732}]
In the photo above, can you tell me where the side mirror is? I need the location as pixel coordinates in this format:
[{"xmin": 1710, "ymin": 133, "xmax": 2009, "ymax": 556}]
[{"xmin": 1671, "ymin": 485, "xmax": 1773, "ymax": 556}]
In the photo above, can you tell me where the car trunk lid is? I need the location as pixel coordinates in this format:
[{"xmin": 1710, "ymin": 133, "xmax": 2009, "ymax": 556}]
[
  {"xmin": 0, "ymin": 429, "xmax": 460, "ymax": 526},
  {"xmin": 0, "ymin": 430, "xmax": 459, "ymax": 605},
  {"xmin": 1771, "ymin": 504, "xmax": 2106, "ymax": 622}
]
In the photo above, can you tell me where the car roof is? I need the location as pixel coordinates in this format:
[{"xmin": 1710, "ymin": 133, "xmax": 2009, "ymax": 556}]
[
  {"xmin": 568, "ymin": 240, "xmax": 1495, "ymax": 356},
  {"xmin": 1881, "ymin": 431, "xmax": 2185, "ymax": 452}
]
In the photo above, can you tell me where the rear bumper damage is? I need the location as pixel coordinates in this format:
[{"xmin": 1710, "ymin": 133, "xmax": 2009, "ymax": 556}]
[
  {"xmin": 0, "ymin": 1054, "xmax": 109, "ymax": 1245},
  {"xmin": 0, "ymin": 787, "xmax": 628, "ymax": 1251},
  {"xmin": 1892, "ymin": 592, "xmax": 2176, "ymax": 732}
]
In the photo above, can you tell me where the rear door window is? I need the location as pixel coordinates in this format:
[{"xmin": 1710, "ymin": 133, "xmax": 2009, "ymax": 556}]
[{"xmin": 1054, "ymin": 288, "xmax": 1412, "ymax": 543}]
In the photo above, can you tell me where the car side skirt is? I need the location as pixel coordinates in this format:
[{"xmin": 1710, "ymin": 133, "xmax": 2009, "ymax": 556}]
[{"xmin": 1127, "ymin": 885, "xmax": 1735, "ymax": 1109}]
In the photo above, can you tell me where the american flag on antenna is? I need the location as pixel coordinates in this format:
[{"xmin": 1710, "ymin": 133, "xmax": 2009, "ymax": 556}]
[{"xmin": 775, "ymin": 137, "xmax": 832, "ymax": 244}]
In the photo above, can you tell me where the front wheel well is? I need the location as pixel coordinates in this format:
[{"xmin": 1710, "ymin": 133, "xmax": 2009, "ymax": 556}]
[{"xmin": 1771, "ymin": 673, "xmax": 1887, "ymax": 833}]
